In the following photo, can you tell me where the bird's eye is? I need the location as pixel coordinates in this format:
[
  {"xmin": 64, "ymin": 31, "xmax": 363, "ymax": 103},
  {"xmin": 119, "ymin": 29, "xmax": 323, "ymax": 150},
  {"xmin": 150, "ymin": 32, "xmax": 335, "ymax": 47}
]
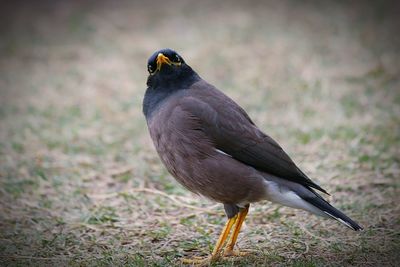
[
  {"xmin": 175, "ymin": 55, "xmax": 181, "ymax": 62},
  {"xmin": 148, "ymin": 64, "xmax": 154, "ymax": 73}
]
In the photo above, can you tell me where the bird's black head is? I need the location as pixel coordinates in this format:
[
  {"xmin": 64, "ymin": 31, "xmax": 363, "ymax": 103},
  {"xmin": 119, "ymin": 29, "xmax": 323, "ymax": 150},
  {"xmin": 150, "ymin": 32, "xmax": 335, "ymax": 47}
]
[
  {"xmin": 147, "ymin": 48, "xmax": 185, "ymax": 75},
  {"xmin": 143, "ymin": 49, "xmax": 200, "ymax": 118},
  {"xmin": 146, "ymin": 48, "xmax": 199, "ymax": 89}
]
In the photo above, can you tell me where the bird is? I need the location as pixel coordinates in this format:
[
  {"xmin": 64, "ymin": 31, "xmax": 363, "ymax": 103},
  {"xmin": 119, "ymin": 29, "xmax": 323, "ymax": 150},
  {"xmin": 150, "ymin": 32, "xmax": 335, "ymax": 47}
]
[{"xmin": 142, "ymin": 48, "xmax": 363, "ymax": 264}]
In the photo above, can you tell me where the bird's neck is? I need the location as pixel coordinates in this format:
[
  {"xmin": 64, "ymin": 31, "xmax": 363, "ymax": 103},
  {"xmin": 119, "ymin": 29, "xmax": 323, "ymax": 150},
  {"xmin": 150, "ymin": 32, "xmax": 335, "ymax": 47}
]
[{"xmin": 143, "ymin": 70, "xmax": 200, "ymax": 119}]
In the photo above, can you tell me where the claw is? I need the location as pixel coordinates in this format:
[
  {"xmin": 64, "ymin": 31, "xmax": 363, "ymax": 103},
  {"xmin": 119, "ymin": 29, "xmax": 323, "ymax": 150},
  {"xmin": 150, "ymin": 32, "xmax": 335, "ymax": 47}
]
[
  {"xmin": 181, "ymin": 256, "xmax": 212, "ymax": 266},
  {"xmin": 223, "ymin": 249, "xmax": 250, "ymax": 257}
]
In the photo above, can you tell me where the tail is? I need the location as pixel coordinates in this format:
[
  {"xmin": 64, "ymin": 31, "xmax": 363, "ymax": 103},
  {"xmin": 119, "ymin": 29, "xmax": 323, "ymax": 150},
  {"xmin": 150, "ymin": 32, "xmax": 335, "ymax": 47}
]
[{"xmin": 304, "ymin": 194, "xmax": 363, "ymax": 231}]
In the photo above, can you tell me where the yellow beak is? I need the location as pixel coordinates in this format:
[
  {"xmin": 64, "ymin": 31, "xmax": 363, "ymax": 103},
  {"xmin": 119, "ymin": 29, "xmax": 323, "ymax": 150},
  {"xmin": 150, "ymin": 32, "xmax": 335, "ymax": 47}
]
[{"xmin": 156, "ymin": 53, "xmax": 172, "ymax": 71}]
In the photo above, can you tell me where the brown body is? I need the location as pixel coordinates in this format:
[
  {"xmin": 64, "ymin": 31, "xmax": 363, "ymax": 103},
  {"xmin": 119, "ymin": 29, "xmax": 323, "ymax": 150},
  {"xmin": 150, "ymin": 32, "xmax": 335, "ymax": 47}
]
[{"xmin": 147, "ymin": 80, "xmax": 267, "ymax": 204}]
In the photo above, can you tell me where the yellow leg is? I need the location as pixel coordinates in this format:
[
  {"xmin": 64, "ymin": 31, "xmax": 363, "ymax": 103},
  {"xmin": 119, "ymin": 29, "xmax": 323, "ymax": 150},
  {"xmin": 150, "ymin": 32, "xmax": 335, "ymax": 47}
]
[
  {"xmin": 210, "ymin": 215, "xmax": 237, "ymax": 260},
  {"xmin": 224, "ymin": 205, "xmax": 249, "ymax": 256},
  {"xmin": 182, "ymin": 215, "xmax": 238, "ymax": 265}
]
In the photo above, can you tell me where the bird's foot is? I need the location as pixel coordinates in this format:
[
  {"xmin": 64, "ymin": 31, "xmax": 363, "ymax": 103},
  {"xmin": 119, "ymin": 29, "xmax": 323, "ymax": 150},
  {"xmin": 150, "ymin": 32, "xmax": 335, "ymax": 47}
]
[
  {"xmin": 181, "ymin": 253, "xmax": 224, "ymax": 266},
  {"xmin": 223, "ymin": 248, "xmax": 251, "ymax": 257},
  {"xmin": 181, "ymin": 256, "xmax": 212, "ymax": 266},
  {"xmin": 181, "ymin": 250, "xmax": 252, "ymax": 265}
]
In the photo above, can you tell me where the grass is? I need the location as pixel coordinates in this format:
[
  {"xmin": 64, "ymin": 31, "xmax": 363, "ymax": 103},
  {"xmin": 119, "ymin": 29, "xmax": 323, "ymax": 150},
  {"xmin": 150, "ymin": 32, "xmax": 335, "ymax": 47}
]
[{"xmin": 0, "ymin": 0, "xmax": 399, "ymax": 266}]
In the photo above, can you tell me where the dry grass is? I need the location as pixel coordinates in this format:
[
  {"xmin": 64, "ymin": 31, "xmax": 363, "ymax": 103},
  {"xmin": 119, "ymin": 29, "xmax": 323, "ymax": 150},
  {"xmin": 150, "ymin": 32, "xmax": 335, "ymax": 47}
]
[{"xmin": 0, "ymin": 0, "xmax": 399, "ymax": 266}]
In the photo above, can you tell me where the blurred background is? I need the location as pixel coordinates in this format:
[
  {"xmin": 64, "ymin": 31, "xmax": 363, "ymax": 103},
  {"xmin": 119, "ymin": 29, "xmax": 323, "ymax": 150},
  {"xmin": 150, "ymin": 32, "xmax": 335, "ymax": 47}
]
[{"xmin": 0, "ymin": 0, "xmax": 399, "ymax": 266}]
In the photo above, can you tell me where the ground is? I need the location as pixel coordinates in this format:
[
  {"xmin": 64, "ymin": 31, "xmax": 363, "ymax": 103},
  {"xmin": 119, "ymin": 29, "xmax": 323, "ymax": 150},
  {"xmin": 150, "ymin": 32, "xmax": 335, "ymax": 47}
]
[{"xmin": 0, "ymin": 0, "xmax": 399, "ymax": 266}]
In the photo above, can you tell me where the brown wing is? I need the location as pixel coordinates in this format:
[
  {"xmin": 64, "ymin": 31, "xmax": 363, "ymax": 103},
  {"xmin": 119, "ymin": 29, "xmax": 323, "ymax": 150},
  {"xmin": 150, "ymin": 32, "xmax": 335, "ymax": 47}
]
[{"xmin": 178, "ymin": 81, "xmax": 328, "ymax": 194}]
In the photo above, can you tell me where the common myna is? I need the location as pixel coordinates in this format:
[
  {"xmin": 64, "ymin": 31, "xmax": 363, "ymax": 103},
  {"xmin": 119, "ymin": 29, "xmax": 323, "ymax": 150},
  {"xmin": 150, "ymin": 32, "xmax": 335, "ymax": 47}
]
[{"xmin": 143, "ymin": 48, "xmax": 362, "ymax": 263}]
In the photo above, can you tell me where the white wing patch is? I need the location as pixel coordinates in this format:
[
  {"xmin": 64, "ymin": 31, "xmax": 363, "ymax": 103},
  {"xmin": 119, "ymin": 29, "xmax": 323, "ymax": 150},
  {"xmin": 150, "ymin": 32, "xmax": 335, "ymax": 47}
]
[{"xmin": 215, "ymin": 149, "xmax": 232, "ymax": 157}]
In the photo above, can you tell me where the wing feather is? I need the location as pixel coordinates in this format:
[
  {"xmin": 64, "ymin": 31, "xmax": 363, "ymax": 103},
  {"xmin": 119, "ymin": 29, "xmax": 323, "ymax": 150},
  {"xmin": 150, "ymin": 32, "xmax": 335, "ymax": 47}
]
[{"xmin": 178, "ymin": 82, "xmax": 328, "ymax": 194}]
